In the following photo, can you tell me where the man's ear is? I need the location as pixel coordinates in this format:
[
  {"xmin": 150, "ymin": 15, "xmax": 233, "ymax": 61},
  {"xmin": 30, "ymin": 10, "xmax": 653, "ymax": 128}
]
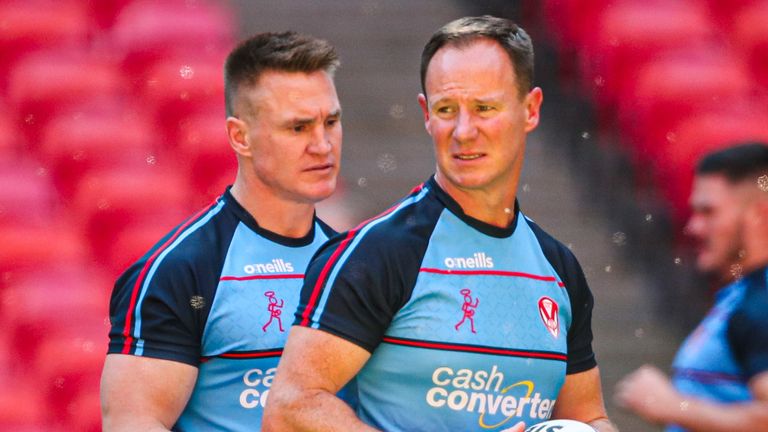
[
  {"xmin": 417, "ymin": 93, "xmax": 430, "ymax": 132},
  {"xmin": 226, "ymin": 116, "xmax": 252, "ymax": 157},
  {"xmin": 524, "ymin": 87, "xmax": 543, "ymax": 133},
  {"xmin": 747, "ymin": 197, "xmax": 768, "ymax": 227}
]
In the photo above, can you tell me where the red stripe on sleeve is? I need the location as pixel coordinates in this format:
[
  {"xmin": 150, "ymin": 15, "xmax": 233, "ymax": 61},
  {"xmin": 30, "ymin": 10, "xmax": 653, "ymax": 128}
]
[{"xmin": 121, "ymin": 201, "xmax": 218, "ymax": 354}]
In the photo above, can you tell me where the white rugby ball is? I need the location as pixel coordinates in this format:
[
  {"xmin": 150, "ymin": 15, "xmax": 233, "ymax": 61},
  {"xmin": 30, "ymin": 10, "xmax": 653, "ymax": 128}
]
[{"xmin": 524, "ymin": 419, "xmax": 596, "ymax": 432}]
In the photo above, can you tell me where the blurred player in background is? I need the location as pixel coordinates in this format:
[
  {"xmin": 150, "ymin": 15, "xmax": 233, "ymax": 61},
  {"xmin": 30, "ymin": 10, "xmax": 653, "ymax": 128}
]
[
  {"xmin": 615, "ymin": 142, "xmax": 768, "ymax": 431},
  {"xmin": 100, "ymin": 31, "xmax": 342, "ymax": 431},
  {"xmin": 264, "ymin": 16, "xmax": 616, "ymax": 432}
]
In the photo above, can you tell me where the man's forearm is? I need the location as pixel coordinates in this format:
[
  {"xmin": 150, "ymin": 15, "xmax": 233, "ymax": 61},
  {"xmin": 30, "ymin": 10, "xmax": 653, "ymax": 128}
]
[
  {"xmin": 663, "ymin": 399, "xmax": 768, "ymax": 432},
  {"xmin": 264, "ymin": 389, "xmax": 378, "ymax": 432}
]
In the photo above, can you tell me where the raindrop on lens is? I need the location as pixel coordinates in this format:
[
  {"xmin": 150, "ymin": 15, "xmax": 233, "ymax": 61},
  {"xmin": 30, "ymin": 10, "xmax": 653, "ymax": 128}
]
[
  {"xmin": 612, "ymin": 232, "xmax": 627, "ymax": 246},
  {"xmin": 389, "ymin": 104, "xmax": 405, "ymax": 119},
  {"xmin": 666, "ymin": 132, "xmax": 677, "ymax": 143},
  {"xmin": 190, "ymin": 295, "xmax": 206, "ymax": 310},
  {"xmin": 376, "ymin": 153, "xmax": 397, "ymax": 173},
  {"xmin": 758, "ymin": 175, "xmax": 768, "ymax": 192},
  {"xmin": 179, "ymin": 65, "xmax": 195, "ymax": 79}
]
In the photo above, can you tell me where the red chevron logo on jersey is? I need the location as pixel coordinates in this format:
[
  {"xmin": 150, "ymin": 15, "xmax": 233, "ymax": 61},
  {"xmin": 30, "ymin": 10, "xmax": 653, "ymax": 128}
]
[{"xmin": 538, "ymin": 296, "xmax": 559, "ymax": 338}]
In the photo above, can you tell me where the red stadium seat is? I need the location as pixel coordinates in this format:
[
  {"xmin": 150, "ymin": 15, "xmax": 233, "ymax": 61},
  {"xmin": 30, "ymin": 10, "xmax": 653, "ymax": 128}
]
[
  {"xmin": 579, "ymin": 1, "xmax": 714, "ymax": 110},
  {"xmin": 0, "ymin": 373, "xmax": 47, "ymax": 430},
  {"xmin": 86, "ymin": 0, "xmax": 134, "ymax": 30},
  {"xmin": 111, "ymin": 0, "xmax": 234, "ymax": 76},
  {"xmin": 71, "ymin": 166, "xmax": 194, "ymax": 262},
  {"xmin": 1, "ymin": 267, "xmax": 109, "ymax": 366},
  {"xmin": 706, "ymin": 0, "xmax": 764, "ymax": 29},
  {"xmin": 0, "ymin": 158, "xmax": 58, "ymax": 226},
  {"xmin": 34, "ymin": 329, "xmax": 105, "ymax": 431},
  {"xmin": 732, "ymin": 3, "xmax": 768, "ymax": 90},
  {"xmin": 140, "ymin": 56, "xmax": 227, "ymax": 136},
  {"xmin": 541, "ymin": 0, "xmax": 614, "ymax": 54},
  {"xmin": 63, "ymin": 389, "xmax": 102, "ymax": 432},
  {"xmin": 0, "ymin": 223, "xmax": 88, "ymax": 295},
  {"xmin": 38, "ymin": 105, "xmax": 158, "ymax": 198},
  {"xmin": 174, "ymin": 113, "xmax": 236, "ymax": 201},
  {"xmin": 0, "ymin": 2, "xmax": 92, "ymax": 89},
  {"xmin": 617, "ymin": 51, "xmax": 753, "ymax": 164},
  {"xmin": 654, "ymin": 108, "xmax": 768, "ymax": 227},
  {"xmin": 0, "ymin": 111, "xmax": 25, "ymax": 162},
  {"xmin": 7, "ymin": 50, "xmax": 128, "ymax": 144}
]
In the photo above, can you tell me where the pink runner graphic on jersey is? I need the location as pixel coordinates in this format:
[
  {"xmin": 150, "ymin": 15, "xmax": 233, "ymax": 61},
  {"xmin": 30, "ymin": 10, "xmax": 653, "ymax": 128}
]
[
  {"xmin": 262, "ymin": 291, "xmax": 285, "ymax": 332},
  {"xmin": 455, "ymin": 288, "xmax": 479, "ymax": 333}
]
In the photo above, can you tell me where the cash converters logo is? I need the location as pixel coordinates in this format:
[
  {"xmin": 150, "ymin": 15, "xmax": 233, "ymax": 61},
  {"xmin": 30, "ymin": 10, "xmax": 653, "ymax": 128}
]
[
  {"xmin": 239, "ymin": 367, "xmax": 276, "ymax": 409},
  {"xmin": 426, "ymin": 366, "xmax": 556, "ymax": 429}
]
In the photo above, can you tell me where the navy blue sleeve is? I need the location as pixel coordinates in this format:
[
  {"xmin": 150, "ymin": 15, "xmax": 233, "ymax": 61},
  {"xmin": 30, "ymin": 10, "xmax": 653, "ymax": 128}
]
[
  {"xmin": 528, "ymin": 219, "xmax": 596, "ymax": 374},
  {"xmin": 728, "ymin": 277, "xmax": 768, "ymax": 380},
  {"xmin": 108, "ymin": 253, "xmax": 205, "ymax": 365},
  {"xmin": 107, "ymin": 208, "xmax": 233, "ymax": 366},
  {"xmin": 295, "ymin": 193, "xmax": 441, "ymax": 352}
]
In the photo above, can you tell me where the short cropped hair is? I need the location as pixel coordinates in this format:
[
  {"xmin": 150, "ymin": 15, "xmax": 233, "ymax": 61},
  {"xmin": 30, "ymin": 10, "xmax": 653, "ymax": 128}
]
[
  {"xmin": 696, "ymin": 142, "xmax": 768, "ymax": 184},
  {"xmin": 224, "ymin": 31, "xmax": 340, "ymax": 116},
  {"xmin": 420, "ymin": 15, "xmax": 534, "ymax": 100}
]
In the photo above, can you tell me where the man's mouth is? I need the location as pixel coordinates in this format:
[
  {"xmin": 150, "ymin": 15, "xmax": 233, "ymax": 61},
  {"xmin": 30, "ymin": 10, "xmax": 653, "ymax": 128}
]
[
  {"xmin": 455, "ymin": 153, "xmax": 483, "ymax": 161},
  {"xmin": 305, "ymin": 163, "xmax": 334, "ymax": 172}
]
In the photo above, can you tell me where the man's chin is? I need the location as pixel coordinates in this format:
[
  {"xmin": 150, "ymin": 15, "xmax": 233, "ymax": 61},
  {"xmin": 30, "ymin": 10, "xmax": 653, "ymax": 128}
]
[{"xmin": 302, "ymin": 184, "xmax": 337, "ymax": 204}]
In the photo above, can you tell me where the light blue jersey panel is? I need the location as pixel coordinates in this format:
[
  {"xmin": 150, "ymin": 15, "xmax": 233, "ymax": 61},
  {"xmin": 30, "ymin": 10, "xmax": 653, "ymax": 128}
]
[
  {"xmin": 177, "ymin": 221, "xmax": 330, "ymax": 431},
  {"xmin": 356, "ymin": 211, "xmax": 570, "ymax": 430}
]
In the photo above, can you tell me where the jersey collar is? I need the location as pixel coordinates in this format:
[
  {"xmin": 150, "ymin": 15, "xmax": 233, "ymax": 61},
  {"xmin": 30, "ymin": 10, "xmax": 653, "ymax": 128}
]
[
  {"xmin": 426, "ymin": 176, "xmax": 520, "ymax": 238},
  {"xmin": 221, "ymin": 186, "xmax": 318, "ymax": 247}
]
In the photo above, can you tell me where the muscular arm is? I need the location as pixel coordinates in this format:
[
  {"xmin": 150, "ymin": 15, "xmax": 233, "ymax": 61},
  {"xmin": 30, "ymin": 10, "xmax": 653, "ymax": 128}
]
[
  {"xmin": 263, "ymin": 326, "xmax": 378, "ymax": 431},
  {"xmin": 552, "ymin": 367, "xmax": 618, "ymax": 432},
  {"xmin": 615, "ymin": 365, "xmax": 768, "ymax": 431},
  {"xmin": 100, "ymin": 354, "xmax": 198, "ymax": 431}
]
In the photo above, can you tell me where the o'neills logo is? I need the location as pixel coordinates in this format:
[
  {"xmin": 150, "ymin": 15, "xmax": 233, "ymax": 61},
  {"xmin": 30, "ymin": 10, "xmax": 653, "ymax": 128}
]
[
  {"xmin": 444, "ymin": 253, "xmax": 494, "ymax": 269},
  {"xmin": 426, "ymin": 366, "xmax": 556, "ymax": 429},
  {"xmin": 243, "ymin": 259, "xmax": 294, "ymax": 274}
]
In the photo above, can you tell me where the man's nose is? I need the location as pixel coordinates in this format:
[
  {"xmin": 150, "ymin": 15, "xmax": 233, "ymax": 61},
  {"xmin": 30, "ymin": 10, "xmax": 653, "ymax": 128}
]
[{"xmin": 452, "ymin": 110, "xmax": 478, "ymax": 142}]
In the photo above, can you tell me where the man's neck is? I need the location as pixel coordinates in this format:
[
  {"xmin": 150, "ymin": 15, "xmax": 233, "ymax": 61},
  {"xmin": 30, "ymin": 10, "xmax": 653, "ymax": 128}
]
[
  {"xmin": 229, "ymin": 181, "xmax": 316, "ymax": 238},
  {"xmin": 435, "ymin": 174, "xmax": 518, "ymax": 228}
]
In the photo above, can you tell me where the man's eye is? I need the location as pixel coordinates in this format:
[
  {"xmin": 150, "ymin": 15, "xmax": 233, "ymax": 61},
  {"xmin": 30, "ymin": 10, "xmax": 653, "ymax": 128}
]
[
  {"xmin": 293, "ymin": 125, "xmax": 306, "ymax": 133},
  {"xmin": 436, "ymin": 106, "xmax": 454, "ymax": 114},
  {"xmin": 477, "ymin": 105, "xmax": 494, "ymax": 112}
]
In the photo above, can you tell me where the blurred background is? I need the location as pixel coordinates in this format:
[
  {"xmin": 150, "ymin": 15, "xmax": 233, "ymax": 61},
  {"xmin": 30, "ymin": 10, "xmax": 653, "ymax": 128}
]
[{"xmin": 2, "ymin": 0, "xmax": 767, "ymax": 430}]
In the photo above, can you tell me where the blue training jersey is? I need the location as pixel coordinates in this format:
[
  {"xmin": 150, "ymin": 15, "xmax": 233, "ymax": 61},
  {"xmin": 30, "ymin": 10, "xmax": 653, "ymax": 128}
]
[
  {"xmin": 107, "ymin": 188, "xmax": 335, "ymax": 431},
  {"xmin": 295, "ymin": 177, "xmax": 597, "ymax": 431},
  {"xmin": 668, "ymin": 266, "xmax": 768, "ymax": 432}
]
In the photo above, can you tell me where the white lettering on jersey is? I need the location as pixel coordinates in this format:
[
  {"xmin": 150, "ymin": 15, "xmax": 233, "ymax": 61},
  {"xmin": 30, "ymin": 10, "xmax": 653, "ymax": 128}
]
[
  {"xmin": 426, "ymin": 366, "xmax": 556, "ymax": 428},
  {"xmin": 239, "ymin": 367, "xmax": 276, "ymax": 409},
  {"xmin": 444, "ymin": 252, "xmax": 494, "ymax": 269},
  {"xmin": 243, "ymin": 259, "xmax": 295, "ymax": 274}
]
